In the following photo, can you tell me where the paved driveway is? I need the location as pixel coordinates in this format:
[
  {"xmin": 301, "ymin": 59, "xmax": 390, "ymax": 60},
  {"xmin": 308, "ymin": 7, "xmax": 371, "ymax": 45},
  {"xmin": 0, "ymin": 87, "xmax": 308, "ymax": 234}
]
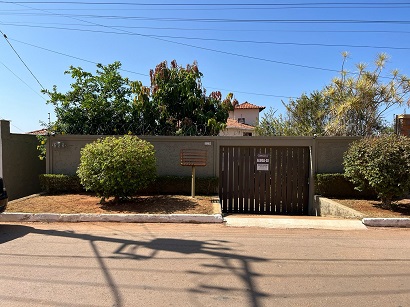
[{"xmin": 0, "ymin": 222, "xmax": 409, "ymax": 307}]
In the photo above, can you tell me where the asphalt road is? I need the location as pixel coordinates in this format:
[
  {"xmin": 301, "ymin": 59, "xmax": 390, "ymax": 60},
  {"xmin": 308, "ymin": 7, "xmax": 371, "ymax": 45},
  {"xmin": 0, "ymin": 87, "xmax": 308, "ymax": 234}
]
[{"xmin": 0, "ymin": 222, "xmax": 409, "ymax": 307}]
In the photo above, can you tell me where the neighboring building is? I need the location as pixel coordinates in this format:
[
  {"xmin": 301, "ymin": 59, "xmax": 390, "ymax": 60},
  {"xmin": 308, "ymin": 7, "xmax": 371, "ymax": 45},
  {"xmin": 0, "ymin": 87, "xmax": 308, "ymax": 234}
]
[
  {"xmin": 220, "ymin": 102, "xmax": 265, "ymax": 136},
  {"xmin": 395, "ymin": 114, "xmax": 410, "ymax": 136}
]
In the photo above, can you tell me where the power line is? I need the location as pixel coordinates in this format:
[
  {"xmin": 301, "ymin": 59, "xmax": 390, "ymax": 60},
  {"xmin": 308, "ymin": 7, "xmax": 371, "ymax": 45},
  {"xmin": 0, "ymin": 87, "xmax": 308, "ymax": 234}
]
[
  {"xmin": 5, "ymin": 22, "xmax": 410, "ymax": 51},
  {"xmin": 0, "ymin": 28, "xmax": 45, "ymax": 90},
  {"xmin": 0, "ymin": 60, "xmax": 46, "ymax": 100}
]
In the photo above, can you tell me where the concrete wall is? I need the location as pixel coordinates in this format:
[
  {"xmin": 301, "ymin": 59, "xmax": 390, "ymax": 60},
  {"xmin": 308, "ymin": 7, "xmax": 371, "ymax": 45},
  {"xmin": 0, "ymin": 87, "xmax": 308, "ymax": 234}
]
[
  {"xmin": 315, "ymin": 137, "xmax": 361, "ymax": 173},
  {"xmin": 0, "ymin": 120, "xmax": 46, "ymax": 200}
]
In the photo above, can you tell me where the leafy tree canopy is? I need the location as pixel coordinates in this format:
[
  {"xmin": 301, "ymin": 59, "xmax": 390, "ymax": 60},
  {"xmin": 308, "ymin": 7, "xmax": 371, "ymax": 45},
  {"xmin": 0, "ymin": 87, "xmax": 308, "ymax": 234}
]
[
  {"xmin": 257, "ymin": 53, "xmax": 410, "ymax": 136},
  {"xmin": 43, "ymin": 60, "xmax": 234, "ymax": 136}
]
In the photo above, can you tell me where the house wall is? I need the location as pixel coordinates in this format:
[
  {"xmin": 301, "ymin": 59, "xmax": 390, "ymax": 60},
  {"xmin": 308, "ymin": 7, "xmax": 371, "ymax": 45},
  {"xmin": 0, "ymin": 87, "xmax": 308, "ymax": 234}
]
[
  {"xmin": 0, "ymin": 120, "xmax": 46, "ymax": 200},
  {"xmin": 219, "ymin": 128, "xmax": 254, "ymax": 137},
  {"xmin": 229, "ymin": 108, "xmax": 260, "ymax": 126}
]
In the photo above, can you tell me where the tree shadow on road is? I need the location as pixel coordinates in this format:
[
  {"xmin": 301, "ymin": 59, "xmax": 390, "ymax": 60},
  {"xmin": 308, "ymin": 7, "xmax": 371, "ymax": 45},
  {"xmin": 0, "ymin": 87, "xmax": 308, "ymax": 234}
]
[{"xmin": 0, "ymin": 224, "xmax": 269, "ymax": 307}]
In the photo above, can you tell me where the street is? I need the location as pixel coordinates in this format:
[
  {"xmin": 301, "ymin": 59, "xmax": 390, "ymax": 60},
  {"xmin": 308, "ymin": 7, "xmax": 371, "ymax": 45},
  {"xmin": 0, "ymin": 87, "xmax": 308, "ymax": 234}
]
[{"xmin": 0, "ymin": 222, "xmax": 409, "ymax": 307}]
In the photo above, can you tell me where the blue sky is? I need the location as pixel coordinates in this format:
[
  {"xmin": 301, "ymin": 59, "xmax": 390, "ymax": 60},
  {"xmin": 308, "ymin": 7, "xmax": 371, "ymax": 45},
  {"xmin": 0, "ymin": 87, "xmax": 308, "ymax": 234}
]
[{"xmin": 1, "ymin": 1, "xmax": 410, "ymax": 133}]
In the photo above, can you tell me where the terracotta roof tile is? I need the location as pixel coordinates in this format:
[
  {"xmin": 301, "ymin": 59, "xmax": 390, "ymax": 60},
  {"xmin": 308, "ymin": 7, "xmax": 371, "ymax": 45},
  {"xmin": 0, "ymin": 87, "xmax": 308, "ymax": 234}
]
[
  {"xmin": 235, "ymin": 102, "xmax": 265, "ymax": 111},
  {"xmin": 226, "ymin": 118, "xmax": 255, "ymax": 129}
]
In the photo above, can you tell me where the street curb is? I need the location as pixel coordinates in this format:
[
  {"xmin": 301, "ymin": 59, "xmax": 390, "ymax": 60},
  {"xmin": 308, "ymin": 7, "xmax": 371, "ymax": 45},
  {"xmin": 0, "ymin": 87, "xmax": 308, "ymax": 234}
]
[
  {"xmin": 362, "ymin": 218, "xmax": 410, "ymax": 228},
  {"xmin": 0, "ymin": 212, "xmax": 224, "ymax": 223}
]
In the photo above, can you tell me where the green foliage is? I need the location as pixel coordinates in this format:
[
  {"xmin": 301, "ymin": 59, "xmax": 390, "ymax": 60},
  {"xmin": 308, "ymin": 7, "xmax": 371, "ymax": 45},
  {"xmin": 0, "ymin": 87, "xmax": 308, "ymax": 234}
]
[
  {"xmin": 315, "ymin": 173, "xmax": 376, "ymax": 199},
  {"xmin": 39, "ymin": 174, "xmax": 83, "ymax": 194},
  {"xmin": 43, "ymin": 62, "xmax": 138, "ymax": 135},
  {"xmin": 343, "ymin": 135, "xmax": 410, "ymax": 207},
  {"xmin": 36, "ymin": 135, "xmax": 47, "ymax": 160},
  {"xmin": 256, "ymin": 53, "xmax": 410, "ymax": 137},
  {"xmin": 77, "ymin": 135, "xmax": 157, "ymax": 201},
  {"xmin": 324, "ymin": 53, "xmax": 410, "ymax": 136},
  {"xmin": 256, "ymin": 91, "xmax": 331, "ymax": 136},
  {"xmin": 131, "ymin": 60, "xmax": 234, "ymax": 136}
]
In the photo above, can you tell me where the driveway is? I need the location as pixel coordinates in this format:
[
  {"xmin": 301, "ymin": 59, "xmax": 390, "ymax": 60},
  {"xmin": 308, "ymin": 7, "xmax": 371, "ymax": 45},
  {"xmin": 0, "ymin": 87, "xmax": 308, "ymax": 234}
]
[{"xmin": 0, "ymin": 222, "xmax": 409, "ymax": 307}]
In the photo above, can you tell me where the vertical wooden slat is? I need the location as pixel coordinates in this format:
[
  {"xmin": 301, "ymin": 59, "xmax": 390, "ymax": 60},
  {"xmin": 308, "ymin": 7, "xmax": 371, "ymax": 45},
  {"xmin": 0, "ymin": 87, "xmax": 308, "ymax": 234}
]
[
  {"xmin": 233, "ymin": 147, "xmax": 239, "ymax": 212},
  {"xmin": 219, "ymin": 146, "xmax": 223, "ymax": 210},
  {"xmin": 292, "ymin": 147, "xmax": 301, "ymax": 214},
  {"xmin": 271, "ymin": 148, "xmax": 278, "ymax": 213},
  {"xmin": 227, "ymin": 146, "xmax": 234, "ymax": 212},
  {"xmin": 238, "ymin": 147, "xmax": 245, "ymax": 213},
  {"xmin": 303, "ymin": 147, "xmax": 310, "ymax": 214},
  {"xmin": 254, "ymin": 147, "xmax": 261, "ymax": 213},
  {"xmin": 243, "ymin": 147, "xmax": 250, "ymax": 213},
  {"xmin": 249, "ymin": 147, "xmax": 255, "ymax": 213},
  {"xmin": 286, "ymin": 147, "xmax": 294, "ymax": 214},
  {"xmin": 265, "ymin": 148, "xmax": 272, "ymax": 214},
  {"xmin": 275, "ymin": 147, "xmax": 283, "ymax": 214},
  {"xmin": 221, "ymin": 147, "xmax": 227, "ymax": 212}
]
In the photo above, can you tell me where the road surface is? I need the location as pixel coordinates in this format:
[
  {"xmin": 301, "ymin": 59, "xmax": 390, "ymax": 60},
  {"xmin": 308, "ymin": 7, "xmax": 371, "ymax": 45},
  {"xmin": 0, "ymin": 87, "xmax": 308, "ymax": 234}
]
[{"xmin": 0, "ymin": 222, "xmax": 409, "ymax": 307}]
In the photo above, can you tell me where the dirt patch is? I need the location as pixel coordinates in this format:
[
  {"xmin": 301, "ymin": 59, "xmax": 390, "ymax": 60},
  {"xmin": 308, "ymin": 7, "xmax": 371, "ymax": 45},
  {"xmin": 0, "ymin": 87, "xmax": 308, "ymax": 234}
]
[
  {"xmin": 7, "ymin": 194, "xmax": 216, "ymax": 215},
  {"xmin": 332, "ymin": 198, "xmax": 410, "ymax": 218}
]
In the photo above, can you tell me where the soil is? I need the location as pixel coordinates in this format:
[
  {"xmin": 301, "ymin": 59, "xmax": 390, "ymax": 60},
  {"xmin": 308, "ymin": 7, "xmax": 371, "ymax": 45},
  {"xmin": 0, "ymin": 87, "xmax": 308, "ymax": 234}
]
[
  {"xmin": 332, "ymin": 198, "xmax": 410, "ymax": 218},
  {"xmin": 6, "ymin": 193, "xmax": 410, "ymax": 218},
  {"xmin": 6, "ymin": 193, "xmax": 216, "ymax": 215}
]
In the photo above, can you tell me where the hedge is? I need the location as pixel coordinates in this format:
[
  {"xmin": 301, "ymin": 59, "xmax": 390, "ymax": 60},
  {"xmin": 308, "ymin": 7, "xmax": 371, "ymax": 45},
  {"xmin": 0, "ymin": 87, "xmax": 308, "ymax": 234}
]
[
  {"xmin": 39, "ymin": 174, "xmax": 218, "ymax": 196},
  {"xmin": 315, "ymin": 173, "xmax": 377, "ymax": 199}
]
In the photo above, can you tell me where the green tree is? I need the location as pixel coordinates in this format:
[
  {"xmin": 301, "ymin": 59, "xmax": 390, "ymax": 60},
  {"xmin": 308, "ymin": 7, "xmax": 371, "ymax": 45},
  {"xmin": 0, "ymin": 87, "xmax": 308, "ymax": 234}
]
[
  {"xmin": 77, "ymin": 135, "xmax": 156, "ymax": 202},
  {"xmin": 324, "ymin": 52, "xmax": 410, "ymax": 136},
  {"xmin": 256, "ymin": 91, "xmax": 330, "ymax": 136},
  {"xmin": 256, "ymin": 53, "xmax": 410, "ymax": 137},
  {"xmin": 131, "ymin": 60, "xmax": 234, "ymax": 136},
  {"xmin": 43, "ymin": 62, "xmax": 138, "ymax": 135},
  {"xmin": 343, "ymin": 135, "xmax": 410, "ymax": 208}
]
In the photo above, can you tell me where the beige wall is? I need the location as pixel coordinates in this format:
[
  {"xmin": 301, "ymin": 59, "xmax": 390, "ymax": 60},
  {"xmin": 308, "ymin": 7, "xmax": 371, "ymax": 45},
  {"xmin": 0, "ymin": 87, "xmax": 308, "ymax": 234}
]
[
  {"xmin": 229, "ymin": 108, "xmax": 260, "ymax": 126},
  {"xmin": 0, "ymin": 120, "xmax": 46, "ymax": 200},
  {"xmin": 315, "ymin": 137, "xmax": 361, "ymax": 173}
]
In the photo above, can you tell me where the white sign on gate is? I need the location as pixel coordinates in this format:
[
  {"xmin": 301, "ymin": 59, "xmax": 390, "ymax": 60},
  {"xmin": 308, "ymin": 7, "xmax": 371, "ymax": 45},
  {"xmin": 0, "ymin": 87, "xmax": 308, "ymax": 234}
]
[{"xmin": 256, "ymin": 153, "xmax": 269, "ymax": 171}]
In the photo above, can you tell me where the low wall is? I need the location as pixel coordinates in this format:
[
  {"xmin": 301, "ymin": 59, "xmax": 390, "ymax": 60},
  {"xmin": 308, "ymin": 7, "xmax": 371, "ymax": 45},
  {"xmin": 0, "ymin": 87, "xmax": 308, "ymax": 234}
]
[{"xmin": 312, "ymin": 196, "xmax": 364, "ymax": 219}]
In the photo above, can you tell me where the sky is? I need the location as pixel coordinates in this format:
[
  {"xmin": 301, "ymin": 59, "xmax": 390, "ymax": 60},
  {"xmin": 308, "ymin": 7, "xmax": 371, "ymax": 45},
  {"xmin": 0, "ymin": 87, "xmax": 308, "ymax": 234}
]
[{"xmin": 1, "ymin": 1, "xmax": 410, "ymax": 133}]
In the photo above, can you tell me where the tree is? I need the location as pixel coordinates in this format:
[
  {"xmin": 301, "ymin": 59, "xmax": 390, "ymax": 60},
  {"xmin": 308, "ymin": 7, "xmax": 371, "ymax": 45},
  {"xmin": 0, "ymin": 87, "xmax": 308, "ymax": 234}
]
[
  {"xmin": 256, "ymin": 91, "xmax": 330, "ymax": 136},
  {"xmin": 77, "ymin": 135, "xmax": 156, "ymax": 202},
  {"xmin": 131, "ymin": 60, "xmax": 234, "ymax": 136},
  {"xmin": 43, "ymin": 62, "xmax": 138, "ymax": 135},
  {"xmin": 324, "ymin": 52, "xmax": 410, "ymax": 136},
  {"xmin": 256, "ymin": 53, "xmax": 410, "ymax": 137},
  {"xmin": 343, "ymin": 135, "xmax": 410, "ymax": 208}
]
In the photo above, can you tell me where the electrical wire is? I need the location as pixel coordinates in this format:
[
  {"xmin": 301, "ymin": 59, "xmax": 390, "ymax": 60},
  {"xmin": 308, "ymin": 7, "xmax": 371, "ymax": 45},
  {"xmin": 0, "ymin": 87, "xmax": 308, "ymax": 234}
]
[{"xmin": 0, "ymin": 28, "xmax": 45, "ymax": 90}]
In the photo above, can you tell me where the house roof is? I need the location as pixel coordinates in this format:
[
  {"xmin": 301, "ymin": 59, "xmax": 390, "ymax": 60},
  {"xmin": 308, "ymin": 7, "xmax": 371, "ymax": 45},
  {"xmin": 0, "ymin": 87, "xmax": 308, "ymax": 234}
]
[
  {"xmin": 235, "ymin": 102, "xmax": 265, "ymax": 111},
  {"xmin": 226, "ymin": 118, "xmax": 255, "ymax": 130},
  {"xmin": 27, "ymin": 129, "xmax": 48, "ymax": 135}
]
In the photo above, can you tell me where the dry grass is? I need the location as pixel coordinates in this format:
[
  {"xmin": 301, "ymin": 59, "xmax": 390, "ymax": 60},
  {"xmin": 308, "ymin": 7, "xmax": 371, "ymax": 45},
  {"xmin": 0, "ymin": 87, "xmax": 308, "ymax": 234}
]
[
  {"xmin": 7, "ymin": 193, "xmax": 410, "ymax": 218},
  {"xmin": 332, "ymin": 198, "xmax": 410, "ymax": 218},
  {"xmin": 7, "ymin": 193, "xmax": 216, "ymax": 215}
]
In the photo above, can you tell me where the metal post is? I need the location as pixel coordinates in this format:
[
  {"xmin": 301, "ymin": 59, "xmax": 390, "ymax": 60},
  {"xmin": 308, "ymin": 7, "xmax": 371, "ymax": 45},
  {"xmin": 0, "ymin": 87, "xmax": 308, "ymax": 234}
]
[{"xmin": 191, "ymin": 165, "xmax": 196, "ymax": 198}]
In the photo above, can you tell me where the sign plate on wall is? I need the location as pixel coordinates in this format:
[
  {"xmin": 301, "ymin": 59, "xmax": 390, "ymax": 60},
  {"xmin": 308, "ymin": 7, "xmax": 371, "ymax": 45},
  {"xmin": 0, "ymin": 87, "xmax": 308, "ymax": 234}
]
[{"xmin": 256, "ymin": 153, "xmax": 269, "ymax": 171}]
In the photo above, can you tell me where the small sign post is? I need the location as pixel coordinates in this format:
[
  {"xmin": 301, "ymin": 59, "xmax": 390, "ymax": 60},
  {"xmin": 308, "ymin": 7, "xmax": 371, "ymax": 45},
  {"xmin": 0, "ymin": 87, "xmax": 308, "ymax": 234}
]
[
  {"xmin": 180, "ymin": 149, "xmax": 207, "ymax": 198},
  {"xmin": 256, "ymin": 153, "xmax": 270, "ymax": 171}
]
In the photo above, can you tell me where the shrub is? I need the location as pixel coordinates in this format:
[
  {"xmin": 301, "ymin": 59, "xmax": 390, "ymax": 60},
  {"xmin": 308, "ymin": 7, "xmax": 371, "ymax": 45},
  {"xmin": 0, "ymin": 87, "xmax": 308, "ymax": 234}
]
[
  {"xmin": 39, "ymin": 174, "xmax": 83, "ymax": 194},
  {"xmin": 315, "ymin": 173, "xmax": 376, "ymax": 199},
  {"xmin": 343, "ymin": 135, "xmax": 410, "ymax": 208},
  {"xmin": 77, "ymin": 135, "xmax": 157, "ymax": 202}
]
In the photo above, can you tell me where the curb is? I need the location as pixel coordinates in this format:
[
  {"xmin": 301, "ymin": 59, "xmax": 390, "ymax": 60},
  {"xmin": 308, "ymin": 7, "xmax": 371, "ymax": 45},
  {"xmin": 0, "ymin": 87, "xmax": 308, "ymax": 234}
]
[
  {"xmin": 362, "ymin": 218, "xmax": 410, "ymax": 228},
  {"xmin": 0, "ymin": 212, "xmax": 224, "ymax": 223}
]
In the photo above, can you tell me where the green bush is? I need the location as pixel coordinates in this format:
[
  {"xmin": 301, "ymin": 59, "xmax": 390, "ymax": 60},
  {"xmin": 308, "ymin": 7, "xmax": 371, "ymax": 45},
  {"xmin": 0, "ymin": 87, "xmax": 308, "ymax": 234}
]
[
  {"xmin": 315, "ymin": 173, "xmax": 376, "ymax": 199},
  {"xmin": 343, "ymin": 135, "xmax": 410, "ymax": 207},
  {"xmin": 141, "ymin": 176, "xmax": 219, "ymax": 195},
  {"xmin": 39, "ymin": 174, "xmax": 83, "ymax": 194},
  {"xmin": 77, "ymin": 135, "xmax": 157, "ymax": 201}
]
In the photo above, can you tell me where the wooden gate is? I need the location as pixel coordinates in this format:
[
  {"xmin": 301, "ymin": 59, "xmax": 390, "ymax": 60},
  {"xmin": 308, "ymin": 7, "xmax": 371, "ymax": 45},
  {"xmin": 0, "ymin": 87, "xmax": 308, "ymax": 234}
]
[{"xmin": 219, "ymin": 146, "xmax": 310, "ymax": 215}]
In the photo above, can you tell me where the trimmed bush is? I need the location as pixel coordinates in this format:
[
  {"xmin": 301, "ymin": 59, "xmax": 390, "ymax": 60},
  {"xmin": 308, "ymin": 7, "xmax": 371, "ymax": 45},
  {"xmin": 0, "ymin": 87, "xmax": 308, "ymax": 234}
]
[
  {"xmin": 39, "ymin": 174, "xmax": 83, "ymax": 194},
  {"xmin": 315, "ymin": 173, "xmax": 376, "ymax": 199},
  {"xmin": 77, "ymin": 135, "xmax": 157, "ymax": 201},
  {"xmin": 343, "ymin": 135, "xmax": 410, "ymax": 207}
]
